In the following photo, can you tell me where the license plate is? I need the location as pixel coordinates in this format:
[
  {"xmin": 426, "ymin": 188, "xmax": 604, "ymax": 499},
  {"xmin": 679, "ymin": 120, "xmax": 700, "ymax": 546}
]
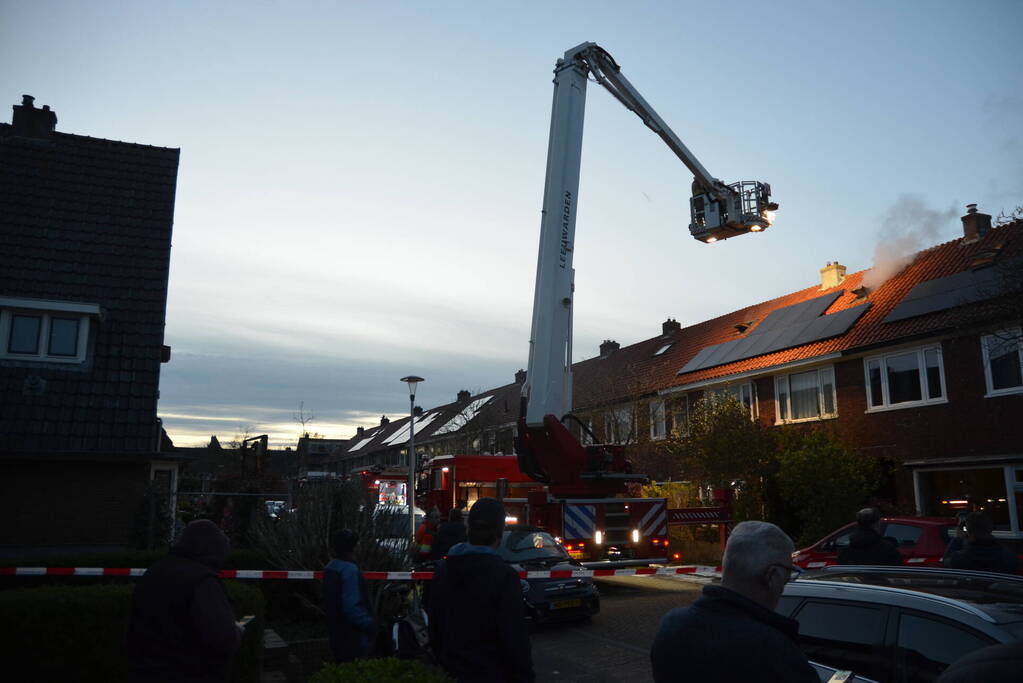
[{"xmin": 552, "ymin": 599, "xmax": 582, "ymax": 610}]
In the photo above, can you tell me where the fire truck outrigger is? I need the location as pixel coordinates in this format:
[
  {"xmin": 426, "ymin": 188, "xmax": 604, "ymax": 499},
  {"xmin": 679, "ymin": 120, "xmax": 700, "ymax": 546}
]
[{"xmin": 513, "ymin": 43, "xmax": 777, "ymax": 567}]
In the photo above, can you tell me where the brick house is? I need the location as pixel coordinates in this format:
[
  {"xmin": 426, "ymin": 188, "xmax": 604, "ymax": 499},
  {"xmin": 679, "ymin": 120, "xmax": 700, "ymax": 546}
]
[
  {"xmin": 347, "ymin": 208, "xmax": 1022, "ymax": 537},
  {"xmin": 0, "ymin": 96, "xmax": 182, "ymax": 552}
]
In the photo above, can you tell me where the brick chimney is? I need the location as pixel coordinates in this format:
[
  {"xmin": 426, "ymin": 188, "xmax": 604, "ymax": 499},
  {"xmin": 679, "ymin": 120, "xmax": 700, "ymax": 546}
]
[
  {"xmin": 599, "ymin": 339, "xmax": 620, "ymax": 357},
  {"xmin": 961, "ymin": 204, "xmax": 992, "ymax": 243},
  {"xmin": 820, "ymin": 261, "xmax": 847, "ymax": 290},
  {"xmin": 10, "ymin": 95, "xmax": 57, "ymax": 139},
  {"xmin": 457, "ymin": 389, "xmax": 471, "ymax": 402},
  {"xmin": 662, "ymin": 318, "xmax": 681, "ymax": 336},
  {"xmin": 514, "ymin": 369, "xmax": 526, "ymax": 384},
  {"xmin": 413, "ymin": 406, "xmax": 424, "ymax": 417},
  {"xmin": 380, "ymin": 415, "xmax": 389, "ymax": 427},
  {"xmin": 356, "ymin": 426, "xmax": 364, "ymax": 437}
]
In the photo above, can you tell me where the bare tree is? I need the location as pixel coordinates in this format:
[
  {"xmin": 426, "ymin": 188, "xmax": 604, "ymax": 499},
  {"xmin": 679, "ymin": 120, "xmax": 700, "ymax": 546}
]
[{"xmin": 294, "ymin": 401, "xmax": 316, "ymax": 438}]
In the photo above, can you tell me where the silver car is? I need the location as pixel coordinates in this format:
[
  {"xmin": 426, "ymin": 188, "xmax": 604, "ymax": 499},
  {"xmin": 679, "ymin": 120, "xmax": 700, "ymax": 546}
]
[{"xmin": 779, "ymin": 566, "xmax": 1023, "ymax": 682}]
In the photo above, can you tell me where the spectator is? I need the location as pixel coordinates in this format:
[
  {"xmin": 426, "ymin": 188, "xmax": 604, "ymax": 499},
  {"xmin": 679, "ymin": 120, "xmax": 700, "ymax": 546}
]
[
  {"xmin": 650, "ymin": 521, "xmax": 817, "ymax": 683},
  {"xmin": 943, "ymin": 512, "xmax": 1019, "ymax": 574},
  {"xmin": 323, "ymin": 529, "xmax": 375, "ymax": 663},
  {"xmin": 431, "ymin": 507, "xmax": 468, "ymax": 560},
  {"xmin": 126, "ymin": 519, "xmax": 243, "ymax": 683},
  {"xmin": 415, "ymin": 507, "xmax": 441, "ymax": 562},
  {"xmin": 427, "ymin": 497, "xmax": 534, "ymax": 683},
  {"xmin": 837, "ymin": 507, "xmax": 902, "ymax": 566}
]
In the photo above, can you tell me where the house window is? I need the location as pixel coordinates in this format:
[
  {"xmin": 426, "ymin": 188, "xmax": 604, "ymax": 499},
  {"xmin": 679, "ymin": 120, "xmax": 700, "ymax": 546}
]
[
  {"xmin": 707, "ymin": 383, "xmax": 757, "ymax": 419},
  {"xmin": 650, "ymin": 400, "xmax": 667, "ymax": 440},
  {"xmin": 981, "ymin": 327, "xmax": 1023, "ymax": 396},
  {"xmin": 670, "ymin": 395, "xmax": 691, "ymax": 437},
  {"xmin": 916, "ymin": 467, "xmax": 1013, "ymax": 531},
  {"xmin": 604, "ymin": 405, "xmax": 635, "ymax": 444},
  {"xmin": 775, "ymin": 367, "xmax": 836, "ymax": 423},
  {"xmin": 863, "ymin": 345, "xmax": 946, "ymax": 411},
  {"xmin": 0, "ymin": 298, "xmax": 96, "ymax": 363}
]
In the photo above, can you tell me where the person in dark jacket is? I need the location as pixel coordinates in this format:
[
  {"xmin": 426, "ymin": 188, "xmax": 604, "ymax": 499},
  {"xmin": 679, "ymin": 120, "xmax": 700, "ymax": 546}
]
[
  {"xmin": 943, "ymin": 512, "xmax": 1019, "ymax": 574},
  {"xmin": 323, "ymin": 529, "xmax": 375, "ymax": 662},
  {"xmin": 650, "ymin": 521, "xmax": 818, "ymax": 683},
  {"xmin": 837, "ymin": 507, "xmax": 902, "ymax": 566},
  {"xmin": 427, "ymin": 497, "xmax": 534, "ymax": 683},
  {"xmin": 936, "ymin": 641, "xmax": 1023, "ymax": 682},
  {"xmin": 126, "ymin": 519, "xmax": 242, "ymax": 683},
  {"xmin": 430, "ymin": 507, "xmax": 468, "ymax": 560}
]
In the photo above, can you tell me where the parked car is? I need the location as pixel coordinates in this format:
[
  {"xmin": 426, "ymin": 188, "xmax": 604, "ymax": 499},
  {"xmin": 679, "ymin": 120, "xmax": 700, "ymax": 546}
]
[
  {"xmin": 792, "ymin": 517, "xmax": 956, "ymax": 569},
  {"xmin": 778, "ymin": 566, "xmax": 1023, "ymax": 682},
  {"xmin": 499, "ymin": 526, "xmax": 600, "ymax": 624}
]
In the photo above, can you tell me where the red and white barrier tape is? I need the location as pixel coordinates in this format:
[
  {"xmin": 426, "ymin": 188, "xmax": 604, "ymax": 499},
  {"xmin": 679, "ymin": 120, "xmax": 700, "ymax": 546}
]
[{"xmin": 0, "ymin": 565, "xmax": 721, "ymax": 580}]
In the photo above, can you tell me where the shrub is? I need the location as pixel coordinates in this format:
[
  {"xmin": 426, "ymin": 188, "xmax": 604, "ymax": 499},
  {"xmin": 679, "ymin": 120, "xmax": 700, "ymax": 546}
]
[
  {"xmin": 310, "ymin": 658, "xmax": 453, "ymax": 683},
  {"xmin": 776, "ymin": 428, "xmax": 881, "ymax": 546},
  {"xmin": 0, "ymin": 579, "xmax": 264, "ymax": 683}
]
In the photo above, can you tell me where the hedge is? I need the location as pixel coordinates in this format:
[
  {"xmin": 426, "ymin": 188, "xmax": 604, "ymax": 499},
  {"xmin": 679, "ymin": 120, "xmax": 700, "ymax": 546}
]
[
  {"xmin": 0, "ymin": 580, "xmax": 264, "ymax": 682},
  {"xmin": 310, "ymin": 658, "xmax": 453, "ymax": 683}
]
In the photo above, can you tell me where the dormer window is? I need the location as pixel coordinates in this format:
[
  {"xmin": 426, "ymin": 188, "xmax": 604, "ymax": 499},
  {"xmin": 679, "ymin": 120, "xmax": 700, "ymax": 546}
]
[{"xmin": 0, "ymin": 297, "xmax": 98, "ymax": 363}]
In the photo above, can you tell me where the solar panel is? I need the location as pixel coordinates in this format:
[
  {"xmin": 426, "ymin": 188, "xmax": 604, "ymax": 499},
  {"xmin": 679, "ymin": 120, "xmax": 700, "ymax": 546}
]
[
  {"xmin": 678, "ymin": 300, "xmax": 870, "ymax": 375},
  {"xmin": 884, "ymin": 268, "xmax": 1006, "ymax": 323},
  {"xmin": 755, "ymin": 292, "xmax": 842, "ymax": 333}
]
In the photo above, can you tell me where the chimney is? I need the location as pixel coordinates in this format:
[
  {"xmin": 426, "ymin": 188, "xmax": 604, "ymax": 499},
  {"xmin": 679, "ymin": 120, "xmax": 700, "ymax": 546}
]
[
  {"xmin": 599, "ymin": 339, "xmax": 620, "ymax": 357},
  {"xmin": 10, "ymin": 95, "xmax": 57, "ymax": 139},
  {"xmin": 413, "ymin": 406, "xmax": 424, "ymax": 417},
  {"xmin": 961, "ymin": 204, "xmax": 992, "ymax": 243},
  {"xmin": 380, "ymin": 415, "xmax": 389, "ymax": 427},
  {"xmin": 819, "ymin": 261, "xmax": 847, "ymax": 290},
  {"xmin": 356, "ymin": 426, "xmax": 365, "ymax": 437},
  {"xmin": 514, "ymin": 368, "xmax": 526, "ymax": 384},
  {"xmin": 457, "ymin": 389, "xmax": 471, "ymax": 403},
  {"xmin": 662, "ymin": 318, "xmax": 681, "ymax": 336}
]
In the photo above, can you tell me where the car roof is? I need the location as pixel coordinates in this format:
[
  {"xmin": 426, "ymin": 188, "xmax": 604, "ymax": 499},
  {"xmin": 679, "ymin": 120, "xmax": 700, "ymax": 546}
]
[
  {"xmin": 882, "ymin": 516, "xmax": 956, "ymax": 527},
  {"xmin": 792, "ymin": 570, "xmax": 1023, "ymax": 625}
]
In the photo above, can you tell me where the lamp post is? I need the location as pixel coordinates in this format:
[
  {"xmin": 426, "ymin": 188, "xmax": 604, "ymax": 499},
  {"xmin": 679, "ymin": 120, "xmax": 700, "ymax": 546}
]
[{"xmin": 400, "ymin": 375, "xmax": 424, "ymax": 545}]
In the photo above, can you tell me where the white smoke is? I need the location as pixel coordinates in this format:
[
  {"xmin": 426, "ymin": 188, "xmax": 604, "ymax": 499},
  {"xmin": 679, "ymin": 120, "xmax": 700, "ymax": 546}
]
[{"xmin": 861, "ymin": 195, "xmax": 958, "ymax": 291}]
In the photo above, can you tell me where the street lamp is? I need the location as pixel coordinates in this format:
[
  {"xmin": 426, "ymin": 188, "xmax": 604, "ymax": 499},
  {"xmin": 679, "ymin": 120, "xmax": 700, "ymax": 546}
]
[{"xmin": 400, "ymin": 375, "xmax": 424, "ymax": 545}]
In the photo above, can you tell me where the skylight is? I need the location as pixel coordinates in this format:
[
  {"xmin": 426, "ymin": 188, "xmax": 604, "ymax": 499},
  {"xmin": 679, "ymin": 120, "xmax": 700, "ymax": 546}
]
[
  {"xmin": 432, "ymin": 395, "xmax": 494, "ymax": 435},
  {"xmin": 654, "ymin": 343, "xmax": 673, "ymax": 356}
]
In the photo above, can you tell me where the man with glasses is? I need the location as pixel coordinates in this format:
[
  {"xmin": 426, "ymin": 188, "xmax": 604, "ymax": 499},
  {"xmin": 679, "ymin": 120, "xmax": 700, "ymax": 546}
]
[{"xmin": 650, "ymin": 521, "xmax": 816, "ymax": 682}]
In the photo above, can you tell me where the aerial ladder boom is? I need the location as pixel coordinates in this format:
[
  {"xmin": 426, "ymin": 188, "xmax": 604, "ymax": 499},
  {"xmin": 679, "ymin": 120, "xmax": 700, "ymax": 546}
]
[{"xmin": 518, "ymin": 43, "xmax": 777, "ymax": 494}]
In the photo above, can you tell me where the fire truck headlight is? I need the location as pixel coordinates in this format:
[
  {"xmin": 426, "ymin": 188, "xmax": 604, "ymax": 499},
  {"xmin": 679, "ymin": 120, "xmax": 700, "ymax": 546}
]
[
  {"xmin": 631, "ymin": 529, "xmax": 640, "ymax": 544},
  {"xmin": 595, "ymin": 530, "xmax": 603, "ymax": 545}
]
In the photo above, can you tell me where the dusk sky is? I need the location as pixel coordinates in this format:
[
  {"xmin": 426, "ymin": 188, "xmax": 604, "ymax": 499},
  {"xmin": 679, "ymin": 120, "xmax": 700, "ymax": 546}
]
[{"xmin": 3, "ymin": 1, "xmax": 1020, "ymax": 446}]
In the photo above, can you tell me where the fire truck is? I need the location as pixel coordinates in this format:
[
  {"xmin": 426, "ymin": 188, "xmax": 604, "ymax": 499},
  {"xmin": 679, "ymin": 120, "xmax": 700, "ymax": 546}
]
[
  {"xmin": 356, "ymin": 468, "xmax": 412, "ymax": 506},
  {"xmin": 511, "ymin": 44, "xmax": 776, "ymax": 567},
  {"xmin": 419, "ymin": 454, "xmax": 539, "ymax": 520}
]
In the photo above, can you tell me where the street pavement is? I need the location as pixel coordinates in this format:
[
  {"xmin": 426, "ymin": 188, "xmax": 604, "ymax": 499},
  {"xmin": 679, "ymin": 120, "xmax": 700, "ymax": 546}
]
[{"xmin": 530, "ymin": 575, "xmax": 708, "ymax": 682}]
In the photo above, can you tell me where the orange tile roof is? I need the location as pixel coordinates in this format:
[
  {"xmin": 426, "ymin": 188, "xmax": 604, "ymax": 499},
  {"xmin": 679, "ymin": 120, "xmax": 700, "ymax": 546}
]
[{"xmin": 572, "ymin": 219, "xmax": 1022, "ymax": 408}]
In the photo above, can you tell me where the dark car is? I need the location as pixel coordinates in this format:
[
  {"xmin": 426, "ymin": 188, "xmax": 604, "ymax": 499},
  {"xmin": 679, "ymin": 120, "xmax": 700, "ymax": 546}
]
[
  {"xmin": 499, "ymin": 526, "xmax": 600, "ymax": 624},
  {"xmin": 778, "ymin": 566, "xmax": 1023, "ymax": 682},
  {"xmin": 792, "ymin": 516, "xmax": 956, "ymax": 570}
]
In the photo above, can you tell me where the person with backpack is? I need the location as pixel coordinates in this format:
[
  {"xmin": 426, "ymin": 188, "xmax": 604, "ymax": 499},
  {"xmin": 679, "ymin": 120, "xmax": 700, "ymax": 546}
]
[{"xmin": 323, "ymin": 529, "xmax": 375, "ymax": 663}]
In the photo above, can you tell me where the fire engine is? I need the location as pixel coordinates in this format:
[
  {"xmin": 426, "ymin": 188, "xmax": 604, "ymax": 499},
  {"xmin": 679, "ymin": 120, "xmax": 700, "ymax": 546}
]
[{"xmin": 512, "ymin": 43, "xmax": 775, "ymax": 567}]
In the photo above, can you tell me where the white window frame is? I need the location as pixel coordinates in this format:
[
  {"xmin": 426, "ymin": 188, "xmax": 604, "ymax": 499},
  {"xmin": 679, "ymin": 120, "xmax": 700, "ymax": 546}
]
[
  {"xmin": 0, "ymin": 297, "xmax": 96, "ymax": 364},
  {"xmin": 981, "ymin": 327, "xmax": 1023, "ymax": 398},
  {"xmin": 707, "ymin": 382, "xmax": 757, "ymax": 420},
  {"xmin": 649, "ymin": 399, "xmax": 667, "ymax": 440},
  {"xmin": 863, "ymin": 344, "xmax": 947, "ymax": 413},
  {"xmin": 774, "ymin": 366, "xmax": 838, "ymax": 424}
]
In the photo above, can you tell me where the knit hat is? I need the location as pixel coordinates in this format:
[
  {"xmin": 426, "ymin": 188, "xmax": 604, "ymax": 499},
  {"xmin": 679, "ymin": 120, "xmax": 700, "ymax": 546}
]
[{"xmin": 467, "ymin": 497, "xmax": 505, "ymax": 545}]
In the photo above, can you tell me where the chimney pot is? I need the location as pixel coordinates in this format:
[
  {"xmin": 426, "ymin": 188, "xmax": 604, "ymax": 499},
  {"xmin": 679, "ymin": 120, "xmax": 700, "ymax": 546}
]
[
  {"xmin": 457, "ymin": 389, "xmax": 471, "ymax": 403},
  {"xmin": 380, "ymin": 415, "xmax": 389, "ymax": 427},
  {"xmin": 662, "ymin": 318, "xmax": 681, "ymax": 336},
  {"xmin": 514, "ymin": 368, "xmax": 526, "ymax": 384},
  {"xmin": 819, "ymin": 261, "xmax": 847, "ymax": 290},
  {"xmin": 961, "ymin": 204, "xmax": 991, "ymax": 243},
  {"xmin": 21, "ymin": 95, "xmax": 34, "ymax": 107},
  {"xmin": 413, "ymin": 406, "xmax": 424, "ymax": 417},
  {"xmin": 599, "ymin": 339, "xmax": 620, "ymax": 356},
  {"xmin": 356, "ymin": 426, "xmax": 364, "ymax": 436}
]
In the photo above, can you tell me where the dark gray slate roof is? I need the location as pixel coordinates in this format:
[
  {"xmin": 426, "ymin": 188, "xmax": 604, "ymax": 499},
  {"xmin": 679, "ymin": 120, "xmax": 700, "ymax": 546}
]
[{"xmin": 0, "ymin": 121, "xmax": 180, "ymax": 454}]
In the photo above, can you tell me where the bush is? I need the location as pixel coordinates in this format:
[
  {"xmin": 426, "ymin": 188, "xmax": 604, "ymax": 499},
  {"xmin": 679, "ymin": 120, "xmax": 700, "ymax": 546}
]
[
  {"xmin": 0, "ymin": 579, "xmax": 264, "ymax": 683},
  {"xmin": 776, "ymin": 429, "xmax": 881, "ymax": 546},
  {"xmin": 310, "ymin": 658, "xmax": 453, "ymax": 683}
]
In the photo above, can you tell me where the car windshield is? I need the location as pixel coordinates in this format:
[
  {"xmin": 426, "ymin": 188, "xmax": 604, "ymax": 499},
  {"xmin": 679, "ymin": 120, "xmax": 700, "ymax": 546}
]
[{"xmin": 500, "ymin": 529, "xmax": 569, "ymax": 563}]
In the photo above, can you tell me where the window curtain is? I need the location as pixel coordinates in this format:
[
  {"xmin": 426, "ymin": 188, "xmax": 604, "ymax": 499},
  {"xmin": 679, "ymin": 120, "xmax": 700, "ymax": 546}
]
[{"xmin": 789, "ymin": 370, "xmax": 820, "ymax": 419}]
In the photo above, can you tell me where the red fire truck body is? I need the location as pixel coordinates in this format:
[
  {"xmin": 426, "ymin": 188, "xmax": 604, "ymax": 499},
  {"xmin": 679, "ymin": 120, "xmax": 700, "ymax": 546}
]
[
  {"xmin": 356, "ymin": 468, "xmax": 410, "ymax": 506},
  {"xmin": 420, "ymin": 455, "xmax": 669, "ymax": 567}
]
